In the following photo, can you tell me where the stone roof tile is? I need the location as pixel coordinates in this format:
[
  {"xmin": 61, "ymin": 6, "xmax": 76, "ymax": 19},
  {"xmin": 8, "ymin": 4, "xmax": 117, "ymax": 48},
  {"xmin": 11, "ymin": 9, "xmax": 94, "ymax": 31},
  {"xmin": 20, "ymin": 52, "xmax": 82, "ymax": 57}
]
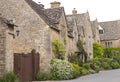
[
  {"xmin": 44, "ymin": 7, "xmax": 63, "ymax": 24},
  {"xmin": 99, "ymin": 20, "xmax": 120, "ymax": 40},
  {"xmin": 25, "ymin": 0, "xmax": 60, "ymax": 31}
]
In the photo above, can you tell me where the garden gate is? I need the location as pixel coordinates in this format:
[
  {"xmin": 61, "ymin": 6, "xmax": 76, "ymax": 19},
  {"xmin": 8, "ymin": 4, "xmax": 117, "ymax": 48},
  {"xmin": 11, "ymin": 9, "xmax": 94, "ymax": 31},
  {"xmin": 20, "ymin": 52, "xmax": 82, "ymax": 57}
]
[{"xmin": 14, "ymin": 49, "xmax": 39, "ymax": 82}]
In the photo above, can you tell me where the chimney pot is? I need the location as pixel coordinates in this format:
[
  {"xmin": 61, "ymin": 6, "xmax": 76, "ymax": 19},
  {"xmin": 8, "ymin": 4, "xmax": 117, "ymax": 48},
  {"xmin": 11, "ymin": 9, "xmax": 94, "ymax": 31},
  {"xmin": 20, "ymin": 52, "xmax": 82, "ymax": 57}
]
[{"xmin": 72, "ymin": 8, "xmax": 77, "ymax": 15}]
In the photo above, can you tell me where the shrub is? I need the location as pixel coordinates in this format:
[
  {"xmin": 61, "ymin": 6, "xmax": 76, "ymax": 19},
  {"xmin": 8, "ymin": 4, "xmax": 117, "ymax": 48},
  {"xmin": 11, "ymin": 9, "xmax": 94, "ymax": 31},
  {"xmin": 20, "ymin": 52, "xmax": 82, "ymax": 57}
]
[
  {"xmin": 101, "ymin": 62, "xmax": 110, "ymax": 69},
  {"xmin": 113, "ymin": 55, "xmax": 120, "ymax": 64},
  {"xmin": 93, "ymin": 60, "xmax": 101, "ymax": 68},
  {"xmin": 82, "ymin": 63, "xmax": 91, "ymax": 69},
  {"xmin": 93, "ymin": 57, "xmax": 103, "ymax": 62},
  {"xmin": 1, "ymin": 72, "xmax": 19, "ymax": 82},
  {"xmin": 82, "ymin": 63, "xmax": 97, "ymax": 74},
  {"xmin": 93, "ymin": 58, "xmax": 113, "ymax": 69},
  {"xmin": 68, "ymin": 53, "xmax": 83, "ymax": 66},
  {"xmin": 93, "ymin": 42, "xmax": 104, "ymax": 58},
  {"xmin": 0, "ymin": 77, "xmax": 3, "ymax": 82},
  {"xmin": 94, "ymin": 66, "xmax": 100, "ymax": 73},
  {"xmin": 68, "ymin": 53, "xmax": 79, "ymax": 65},
  {"xmin": 111, "ymin": 62, "xmax": 120, "ymax": 69},
  {"xmin": 87, "ymin": 60, "xmax": 100, "ymax": 73},
  {"xmin": 104, "ymin": 48, "xmax": 120, "ymax": 58},
  {"xmin": 71, "ymin": 63, "xmax": 80, "ymax": 77},
  {"xmin": 36, "ymin": 72, "xmax": 50, "ymax": 81},
  {"xmin": 88, "ymin": 69, "xmax": 96, "ymax": 74},
  {"xmin": 50, "ymin": 59, "xmax": 76, "ymax": 80},
  {"xmin": 102, "ymin": 58, "xmax": 112, "ymax": 64},
  {"xmin": 80, "ymin": 67, "xmax": 89, "ymax": 75}
]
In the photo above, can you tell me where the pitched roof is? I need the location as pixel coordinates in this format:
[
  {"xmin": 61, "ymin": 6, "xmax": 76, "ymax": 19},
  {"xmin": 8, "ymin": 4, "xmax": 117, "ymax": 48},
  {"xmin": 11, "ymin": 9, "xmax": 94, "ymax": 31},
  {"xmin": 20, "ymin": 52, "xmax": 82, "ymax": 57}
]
[
  {"xmin": 66, "ymin": 15, "xmax": 74, "ymax": 32},
  {"xmin": 66, "ymin": 13, "xmax": 86, "ymax": 37},
  {"xmin": 44, "ymin": 7, "xmax": 63, "ymax": 24},
  {"xmin": 99, "ymin": 20, "xmax": 120, "ymax": 40},
  {"xmin": 25, "ymin": 0, "xmax": 60, "ymax": 31},
  {"xmin": 91, "ymin": 19, "xmax": 98, "ymax": 37}
]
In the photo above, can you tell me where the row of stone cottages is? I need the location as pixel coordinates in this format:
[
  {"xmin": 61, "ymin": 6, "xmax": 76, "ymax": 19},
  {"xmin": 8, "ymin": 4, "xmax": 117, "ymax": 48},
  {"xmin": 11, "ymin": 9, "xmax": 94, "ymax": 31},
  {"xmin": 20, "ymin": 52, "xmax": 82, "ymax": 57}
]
[{"xmin": 0, "ymin": 0, "xmax": 120, "ymax": 78}]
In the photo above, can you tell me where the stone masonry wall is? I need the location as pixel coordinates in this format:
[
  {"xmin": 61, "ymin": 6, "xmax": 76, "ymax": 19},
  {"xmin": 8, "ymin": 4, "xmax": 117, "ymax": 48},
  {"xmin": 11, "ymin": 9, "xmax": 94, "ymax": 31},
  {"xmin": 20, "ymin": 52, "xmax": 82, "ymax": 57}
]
[
  {"xmin": 85, "ymin": 12, "xmax": 93, "ymax": 60},
  {"xmin": 0, "ymin": 0, "xmax": 52, "ymax": 73},
  {"xmin": 0, "ymin": 29, "xmax": 6, "ymax": 77}
]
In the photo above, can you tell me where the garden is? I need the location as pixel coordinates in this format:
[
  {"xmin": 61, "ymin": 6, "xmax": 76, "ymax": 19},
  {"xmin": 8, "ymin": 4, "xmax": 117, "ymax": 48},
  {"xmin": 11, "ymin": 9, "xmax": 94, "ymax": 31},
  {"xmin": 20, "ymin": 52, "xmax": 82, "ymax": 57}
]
[
  {"xmin": 36, "ymin": 41, "xmax": 120, "ymax": 81},
  {"xmin": 1, "ymin": 41, "xmax": 120, "ymax": 82}
]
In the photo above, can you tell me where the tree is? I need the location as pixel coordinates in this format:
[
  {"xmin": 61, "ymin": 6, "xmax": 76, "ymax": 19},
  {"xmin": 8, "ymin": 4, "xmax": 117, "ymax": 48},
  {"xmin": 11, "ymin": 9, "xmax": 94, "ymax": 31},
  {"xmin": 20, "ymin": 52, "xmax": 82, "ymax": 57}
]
[{"xmin": 93, "ymin": 42, "xmax": 104, "ymax": 58}]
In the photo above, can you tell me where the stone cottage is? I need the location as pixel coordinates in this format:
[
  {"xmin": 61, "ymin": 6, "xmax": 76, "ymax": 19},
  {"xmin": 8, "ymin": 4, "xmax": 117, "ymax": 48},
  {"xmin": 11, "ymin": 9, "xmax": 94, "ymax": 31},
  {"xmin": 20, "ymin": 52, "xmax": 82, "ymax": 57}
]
[
  {"xmin": 66, "ymin": 9, "xmax": 93, "ymax": 61},
  {"xmin": 99, "ymin": 20, "xmax": 120, "ymax": 48},
  {"xmin": 0, "ymin": 0, "xmax": 52, "ymax": 77},
  {"xmin": 26, "ymin": 0, "xmax": 69, "ymax": 68},
  {"xmin": 0, "ymin": 0, "xmax": 70, "ymax": 79},
  {"xmin": 0, "ymin": 0, "xmax": 96, "ymax": 81}
]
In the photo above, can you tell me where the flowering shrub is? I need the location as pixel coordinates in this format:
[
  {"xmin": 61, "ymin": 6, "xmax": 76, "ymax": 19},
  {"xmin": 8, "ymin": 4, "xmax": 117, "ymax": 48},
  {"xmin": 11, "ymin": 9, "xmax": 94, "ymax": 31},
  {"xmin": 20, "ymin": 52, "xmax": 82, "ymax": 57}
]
[{"xmin": 50, "ymin": 59, "xmax": 76, "ymax": 80}]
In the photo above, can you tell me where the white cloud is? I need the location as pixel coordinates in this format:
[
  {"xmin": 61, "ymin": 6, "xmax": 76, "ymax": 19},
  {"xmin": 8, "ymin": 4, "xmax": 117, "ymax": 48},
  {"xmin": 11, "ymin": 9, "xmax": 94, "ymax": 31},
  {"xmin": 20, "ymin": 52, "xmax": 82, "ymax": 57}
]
[{"xmin": 33, "ymin": 0, "xmax": 120, "ymax": 22}]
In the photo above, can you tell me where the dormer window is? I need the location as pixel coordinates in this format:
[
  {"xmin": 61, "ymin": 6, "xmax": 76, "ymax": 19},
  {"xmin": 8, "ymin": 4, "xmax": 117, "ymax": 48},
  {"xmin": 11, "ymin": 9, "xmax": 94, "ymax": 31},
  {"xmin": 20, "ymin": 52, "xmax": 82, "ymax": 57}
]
[
  {"xmin": 99, "ymin": 30, "xmax": 104, "ymax": 34},
  {"xmin": 98, "ymin": 25, "xmax": 104, "ymax": 34}
]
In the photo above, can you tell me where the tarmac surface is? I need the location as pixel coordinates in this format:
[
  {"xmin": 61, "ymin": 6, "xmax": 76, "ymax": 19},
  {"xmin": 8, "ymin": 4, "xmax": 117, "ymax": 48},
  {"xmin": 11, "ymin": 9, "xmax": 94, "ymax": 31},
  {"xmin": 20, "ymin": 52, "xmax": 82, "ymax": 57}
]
[{"xmin": 35, "ymin": 69, "xmax": 120, "ymax": 82}]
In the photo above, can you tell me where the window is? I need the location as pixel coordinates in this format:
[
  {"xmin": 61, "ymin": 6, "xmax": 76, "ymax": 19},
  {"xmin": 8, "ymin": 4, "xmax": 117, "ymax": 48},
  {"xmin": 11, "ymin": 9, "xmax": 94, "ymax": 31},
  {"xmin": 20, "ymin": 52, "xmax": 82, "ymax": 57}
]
[
  {"xmin": 105, "ymin": 42, "xmax": 107, "ymax": 48},
  {"xmin": 99, "ymin": 30, "xmax": 104, "ymax": 34},
  {"xmin": 105, "ymin": 42, "xmax": 112, "ymax": 48},
  {"xmin": 108, "ymin": 42, "xmax": 112, "ymax": 47},
  {"xmin": 98, "ymin": 25, "xmax": 104, "ymax": 34}
]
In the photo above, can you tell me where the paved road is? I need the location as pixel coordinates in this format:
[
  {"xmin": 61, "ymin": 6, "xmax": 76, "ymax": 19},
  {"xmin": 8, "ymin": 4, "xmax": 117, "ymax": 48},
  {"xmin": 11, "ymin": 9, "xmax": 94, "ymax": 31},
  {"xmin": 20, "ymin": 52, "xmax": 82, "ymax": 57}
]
[{"xmin": 39, "ymin": 69, "xmax": 120, "ymax": 82}]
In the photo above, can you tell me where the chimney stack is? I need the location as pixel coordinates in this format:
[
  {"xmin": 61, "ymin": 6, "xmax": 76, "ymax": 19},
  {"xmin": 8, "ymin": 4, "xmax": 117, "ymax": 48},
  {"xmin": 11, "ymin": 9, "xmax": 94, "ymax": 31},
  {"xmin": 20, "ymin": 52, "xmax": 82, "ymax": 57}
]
[
  {"xmin": 50, "ymin": 1, "xmax": 61, "ymax": 8},
  {"xmin": 72, "ymin": 8, "xmax": 77, "ymax": 15}
]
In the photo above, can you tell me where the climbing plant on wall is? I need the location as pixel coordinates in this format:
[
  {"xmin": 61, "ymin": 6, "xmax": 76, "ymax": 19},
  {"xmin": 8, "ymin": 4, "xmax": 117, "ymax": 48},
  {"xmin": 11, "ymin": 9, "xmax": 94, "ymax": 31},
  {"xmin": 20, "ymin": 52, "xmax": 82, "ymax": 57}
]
[
  {"xmin": 77, "ymin": 40, "xmax": 87, "ymax": 62},
  {"xmin": 52, "ymin": 40, "xmax": 66, "ymax": 60}
]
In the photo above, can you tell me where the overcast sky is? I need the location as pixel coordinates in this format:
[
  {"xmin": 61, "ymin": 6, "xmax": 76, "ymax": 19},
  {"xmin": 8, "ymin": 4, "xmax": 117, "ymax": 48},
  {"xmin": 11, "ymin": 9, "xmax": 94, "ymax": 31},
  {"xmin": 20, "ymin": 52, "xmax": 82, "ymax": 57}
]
[{"xmin": 33, "ymin": 0, "xmax": 120, "ymax": 22}]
